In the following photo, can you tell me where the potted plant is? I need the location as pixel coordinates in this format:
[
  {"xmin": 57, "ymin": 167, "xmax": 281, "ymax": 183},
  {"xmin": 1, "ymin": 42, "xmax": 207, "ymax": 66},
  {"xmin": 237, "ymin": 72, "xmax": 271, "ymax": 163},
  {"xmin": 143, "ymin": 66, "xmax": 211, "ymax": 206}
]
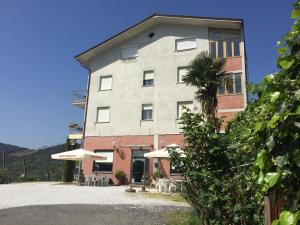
[{"xmin": 114, "ymin": 170, "xmax": 127, "ymax": 185}]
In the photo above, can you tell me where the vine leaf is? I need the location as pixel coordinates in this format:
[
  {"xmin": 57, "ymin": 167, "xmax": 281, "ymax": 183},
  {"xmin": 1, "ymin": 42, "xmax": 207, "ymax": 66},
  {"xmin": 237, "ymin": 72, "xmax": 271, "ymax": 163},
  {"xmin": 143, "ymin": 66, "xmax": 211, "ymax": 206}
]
[
  {"xmin": 268, "ymin": 115, "xmax": 280, "ymax": 128},
  {"xmin": 264, "ymin": 171, "xmax": 280, "ymax": 187},
  {"xmin": 295, "ymin": 89, "xmax": 300, "ymax": 100},
  {"xmin": 292, "ymin": 149, "xmax": 300, "ymax": 167},
  {"xmin": 278, "ymin": 211, "xmax": 297, "ymax": 225},
  {"xmin": 266, "ymin": 135, "xmax": 275, "ymax": 151},
  {"xmin": 277, "ymin": 47, "xmax": 287, "ymax": 55},
  {"xmin": 275, "ymin": 155, "xmax": 288, "ymax": 167},
  {"xmin": 279, "ymin": 58, "xmax": 295, "ymax": 70},
  {"xmin": 256, "ymin": 150, "xmax": 267, "ymax": 170},
  {"xmin": 291, "ymin": 9, "xmax": 300, "ymax": 18},
  {"xmin": 253, "ymin": 121, "xmax": 264, "ymax": 134},
  {"xmin": 270, "ymin": 92, "xmax": 280, "ymax": 103}
]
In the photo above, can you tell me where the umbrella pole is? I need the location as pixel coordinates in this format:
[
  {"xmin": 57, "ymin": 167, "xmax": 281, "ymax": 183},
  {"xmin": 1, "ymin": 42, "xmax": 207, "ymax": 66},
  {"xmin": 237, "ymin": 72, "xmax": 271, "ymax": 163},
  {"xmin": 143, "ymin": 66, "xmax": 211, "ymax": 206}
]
[{"xmin": 77, "ymin": 160, "xmax": 82, "ymax": 184}]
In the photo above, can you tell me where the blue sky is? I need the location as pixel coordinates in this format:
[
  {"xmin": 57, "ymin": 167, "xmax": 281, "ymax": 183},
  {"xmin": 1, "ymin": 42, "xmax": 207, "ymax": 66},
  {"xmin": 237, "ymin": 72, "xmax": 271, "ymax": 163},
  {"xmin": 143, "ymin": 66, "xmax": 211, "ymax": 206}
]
[{"xmin": 0, "ymin": 0, "xmax": 295, "ymax": 149}]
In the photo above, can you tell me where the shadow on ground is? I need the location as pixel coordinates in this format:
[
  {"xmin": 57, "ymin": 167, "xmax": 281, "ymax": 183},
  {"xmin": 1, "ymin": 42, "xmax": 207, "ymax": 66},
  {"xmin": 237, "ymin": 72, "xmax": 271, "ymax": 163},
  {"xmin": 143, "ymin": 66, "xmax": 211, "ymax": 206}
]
[{"xmin": 0, "ymin": 204, "xmax": 190, "ymax": 225}]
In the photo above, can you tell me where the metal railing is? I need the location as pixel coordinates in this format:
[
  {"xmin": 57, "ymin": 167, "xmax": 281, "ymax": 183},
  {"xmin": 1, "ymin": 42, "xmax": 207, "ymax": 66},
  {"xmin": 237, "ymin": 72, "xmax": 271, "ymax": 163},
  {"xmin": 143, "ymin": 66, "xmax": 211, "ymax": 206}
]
[{"xmin": 72, "ymin": 90, "xmax": 87, "ymax": 103}]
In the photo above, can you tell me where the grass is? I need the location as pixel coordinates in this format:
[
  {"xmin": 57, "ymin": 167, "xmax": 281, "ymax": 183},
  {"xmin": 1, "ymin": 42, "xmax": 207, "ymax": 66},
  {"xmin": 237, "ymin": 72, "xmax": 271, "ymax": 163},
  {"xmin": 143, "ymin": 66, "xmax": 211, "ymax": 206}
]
[
  {"xmin": 165, "ymin": 211, "xmax": 203, "ymax": 225},
  {"xmin": 142, "ymin": 192, "xmax": 187, "ymax": 203}
]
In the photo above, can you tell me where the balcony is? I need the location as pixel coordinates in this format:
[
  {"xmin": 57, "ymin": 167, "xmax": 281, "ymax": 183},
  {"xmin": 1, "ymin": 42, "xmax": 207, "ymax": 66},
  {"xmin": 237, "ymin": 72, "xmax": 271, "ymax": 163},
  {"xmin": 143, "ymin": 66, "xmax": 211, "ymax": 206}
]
[
  {"xmin": 68, "ymin": 122, "xmax": 83, "ymax": 140},
  {"xmin": 72, "ymin": 90, "xmax": 86, "ymax": 109}
]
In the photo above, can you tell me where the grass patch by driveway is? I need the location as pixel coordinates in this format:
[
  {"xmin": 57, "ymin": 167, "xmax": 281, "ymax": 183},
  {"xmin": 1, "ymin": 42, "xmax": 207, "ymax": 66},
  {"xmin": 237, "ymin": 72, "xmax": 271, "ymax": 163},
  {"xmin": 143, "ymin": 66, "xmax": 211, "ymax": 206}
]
[
  {"xmin": 142, "ymin": 192, "xmax": 187, "ymax": 203},
  {"xmin": 165, "ymin": 211, "xmax": 203, "ymax": 225}
]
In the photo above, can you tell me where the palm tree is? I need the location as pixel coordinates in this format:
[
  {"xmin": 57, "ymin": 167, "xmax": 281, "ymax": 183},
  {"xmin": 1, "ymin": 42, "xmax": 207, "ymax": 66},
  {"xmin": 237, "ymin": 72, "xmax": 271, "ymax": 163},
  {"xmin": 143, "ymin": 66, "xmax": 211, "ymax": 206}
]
[{"xmin": 183, "ymin": 51, "xmax": 226, "ymax": 127}]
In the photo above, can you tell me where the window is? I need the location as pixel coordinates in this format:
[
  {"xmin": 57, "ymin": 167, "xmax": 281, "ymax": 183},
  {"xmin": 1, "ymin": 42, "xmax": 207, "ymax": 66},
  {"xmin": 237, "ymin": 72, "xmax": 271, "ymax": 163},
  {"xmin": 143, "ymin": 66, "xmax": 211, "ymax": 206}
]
[
  {"xmin": 93, "ymin": 151, "xmax": 114, "ymax": 172},
  {"xmin": 120, "ymin": 47, "xmax": 138, "ymax": 59},
  {"xmin": 210, "ymin": 29, "xmax": 240, "ymax": 58},
  {"xmin": 177, "ymin": 67, "xmax": 188, "ymax": 83},
  {"xmin": 143, "ymin": 71, "xmax": 154, "ymax": 86},
  {"xmin": 218, "ymin": 73, "xmax": 242, "ymax": 95},
  {"xmin": 142, "ymin": 104, "xmax": 153, "ymax": 120},
  {"xmin": 177, "ymin": 101, "xmax": 193, "ymax": 119},
  {"xmin": 175, "ymin": 37, "xmax": 197, "ymax": 51},
  {"xmin": 99, "ymin": 75, "xmax": 112, "ymax": 91},
  {"xmin": 97, "ymin": 107, "xmax": 110, "ymax": 123}
]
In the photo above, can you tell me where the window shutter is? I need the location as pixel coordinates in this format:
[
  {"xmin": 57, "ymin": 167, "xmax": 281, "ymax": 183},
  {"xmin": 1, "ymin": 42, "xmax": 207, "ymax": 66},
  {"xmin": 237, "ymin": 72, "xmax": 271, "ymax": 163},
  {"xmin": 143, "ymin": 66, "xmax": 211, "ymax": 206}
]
[
  {"xmin": 121, "ymin": 47, "xmax": 138, "ymax": 59},
  {"xmin": 176, "ymin": 37, "xmax": 197, "ymax": 51},
  {"xmin": 143, "ymin": 105, "xmax": 153, "ymax": 110},
  {"xmin": 97, "ymin": 107, "xmax": 110, "ymax": 123},
  {"xmin": 144, "ymin": 71, "xmax": 154, "ymax": 80},
  {"xmin": 100, "ymin": 76, "xmax": 112, "ymax": 90}
]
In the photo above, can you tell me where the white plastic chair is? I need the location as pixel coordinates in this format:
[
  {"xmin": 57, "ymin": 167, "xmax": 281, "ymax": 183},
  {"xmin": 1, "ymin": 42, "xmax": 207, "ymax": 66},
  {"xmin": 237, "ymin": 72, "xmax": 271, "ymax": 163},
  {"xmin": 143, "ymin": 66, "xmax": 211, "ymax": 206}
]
[
  {"xmin": 85, "ymin": 176, "xmax": 92, "ymax": 186},
  {"xmin": 169, "ymin": 182, "xmax": 177, "ymax": 193},
  {"xmin": 102, "ymin": 176, "xmax": 109, "ymax": 186},
  {"xmin": 91, "ymin": 176, "xmax": 97, "ymax": 187}
]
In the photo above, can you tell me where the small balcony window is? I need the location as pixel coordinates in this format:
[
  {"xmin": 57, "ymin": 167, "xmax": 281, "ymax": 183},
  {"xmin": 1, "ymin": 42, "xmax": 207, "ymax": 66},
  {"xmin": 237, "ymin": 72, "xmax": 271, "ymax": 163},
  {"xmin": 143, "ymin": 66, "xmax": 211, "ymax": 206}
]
[
  {"xmin": 97, "ymin": 107, "xmax": 110, "ymax": 123},
  {"xmin": 99, "ymin": 75, "xmax": 112, "ymax": 91},
  {"xmin": 177, "ymin": 67, "xmax": 188, "ymax": 83},
  {"xmin": 210, "ymin": 29, "xmax": 241, "ymax": 58},
  {"xmin": 175, "ymin": 37, "xmax": 197, "ymax": 51},
  {"xmin": 218, "ymin": 73, "xmax": 242, "ymax": 95},
  {"xmin": 143, "ymin": 71, "xmax": 154, "ymax": 86},
  {"xmin": 177, "ymin": 101, "xmax": 193, "ymax": 119},
  {"xmin": 120, "ymin": 47, "xmax": 138, "ymax": 59},
  {"xmin": 142, "ymin": 104, "xmax": 153, "ymax": 120}
]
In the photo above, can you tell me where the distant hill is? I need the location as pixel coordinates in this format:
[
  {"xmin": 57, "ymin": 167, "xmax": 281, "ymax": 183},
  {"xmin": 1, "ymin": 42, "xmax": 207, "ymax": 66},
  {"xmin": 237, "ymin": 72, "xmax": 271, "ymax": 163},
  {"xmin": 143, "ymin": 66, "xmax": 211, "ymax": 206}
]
[{"xmin": 0, "ymin": 142, "xmax": 66, "ymax": 181}]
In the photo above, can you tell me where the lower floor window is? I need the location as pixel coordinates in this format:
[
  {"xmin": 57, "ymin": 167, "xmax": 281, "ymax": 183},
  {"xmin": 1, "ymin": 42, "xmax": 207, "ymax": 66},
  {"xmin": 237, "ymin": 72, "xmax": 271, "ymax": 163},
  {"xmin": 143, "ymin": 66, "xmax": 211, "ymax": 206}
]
[{"xmin": 93, "ymin": 150, "xmax": 114, "ymax": 172}]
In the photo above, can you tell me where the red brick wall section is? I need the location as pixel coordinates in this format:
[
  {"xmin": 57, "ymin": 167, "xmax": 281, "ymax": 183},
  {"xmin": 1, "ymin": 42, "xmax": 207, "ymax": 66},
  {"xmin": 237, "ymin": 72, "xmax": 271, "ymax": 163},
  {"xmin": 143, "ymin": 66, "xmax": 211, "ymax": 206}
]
[
  {"xmin": 83, "ymin": 135, "xmax": 153, "ymax": 184},
  {"xmin": 222, "ymin": 56, "xmax": 242, "ymax": 72},
  {"xmin": 217, "ymin": 95, "xmax": 244, "ymax": 109},
  {"xmin": 217, "ymin": 111, "xmax": 238, "ymax": 130}
]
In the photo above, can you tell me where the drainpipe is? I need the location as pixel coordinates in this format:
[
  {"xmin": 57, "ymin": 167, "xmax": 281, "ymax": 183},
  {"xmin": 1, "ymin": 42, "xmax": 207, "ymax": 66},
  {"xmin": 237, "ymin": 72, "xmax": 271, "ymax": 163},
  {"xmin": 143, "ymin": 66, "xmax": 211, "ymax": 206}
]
[
  {"xmin": 78, "ymin": 63, "xmax": 91, "ymax": 175},
  {"xmin": 79, "ymin": 63, "xmax": 91, "ymax": 149}
]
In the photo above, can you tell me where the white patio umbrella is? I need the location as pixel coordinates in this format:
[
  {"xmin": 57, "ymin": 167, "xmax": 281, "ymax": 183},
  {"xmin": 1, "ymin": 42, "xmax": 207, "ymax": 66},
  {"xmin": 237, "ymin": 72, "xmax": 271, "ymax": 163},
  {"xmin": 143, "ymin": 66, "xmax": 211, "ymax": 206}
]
[
  {"xmin": 51, "ymin": 148, "xmax": 107, "ymax": 161},
  {"xmin": 51, "ymin": 148, "xmax": 107, "ymax": 181},
  {"xmin": 144, "ymin": 144, "xmax": 185, "ymax": 178},
  {"xmin": 144, "ymin": 144, "xmax": 185, "ymax": 159}
]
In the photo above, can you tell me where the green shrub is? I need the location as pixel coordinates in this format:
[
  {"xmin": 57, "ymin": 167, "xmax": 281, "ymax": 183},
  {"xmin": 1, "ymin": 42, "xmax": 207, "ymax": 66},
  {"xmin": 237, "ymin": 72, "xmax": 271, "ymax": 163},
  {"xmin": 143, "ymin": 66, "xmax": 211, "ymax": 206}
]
[
  {"xmin": 114, "ymin": 170, "xmax": 127, "ymax": 185},
  {"xmin": 63, "ymin": 160, "xmax": 75, "ymax": 182},
  {"xmin": 151, "ymin": 171, "xmax": 163, "ymax": 180},
  {"xmin": 0, "ymin": 169, "xmax": 8, "ymax": 184}
]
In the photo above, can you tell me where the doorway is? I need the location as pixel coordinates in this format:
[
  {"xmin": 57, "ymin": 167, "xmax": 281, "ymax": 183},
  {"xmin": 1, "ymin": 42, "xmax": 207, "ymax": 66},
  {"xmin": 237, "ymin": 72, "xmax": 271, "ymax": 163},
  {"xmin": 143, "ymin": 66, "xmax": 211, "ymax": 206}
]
[{"xmin": 131, "ymin": 150, "xmax": 148, "ymax": 184}]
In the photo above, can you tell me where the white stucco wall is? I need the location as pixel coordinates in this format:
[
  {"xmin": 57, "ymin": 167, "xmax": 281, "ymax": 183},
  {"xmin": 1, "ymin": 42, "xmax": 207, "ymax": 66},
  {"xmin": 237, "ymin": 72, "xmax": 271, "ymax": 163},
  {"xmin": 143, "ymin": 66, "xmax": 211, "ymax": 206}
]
[{"xmin": 84, "ymin": 23, "xmax": 244, "ymax": 137}]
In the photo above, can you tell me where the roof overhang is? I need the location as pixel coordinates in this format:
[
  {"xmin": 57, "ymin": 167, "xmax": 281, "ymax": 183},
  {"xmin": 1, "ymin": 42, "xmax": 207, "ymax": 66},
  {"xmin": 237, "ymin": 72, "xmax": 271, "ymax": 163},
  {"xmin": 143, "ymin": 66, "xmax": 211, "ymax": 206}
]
[{"xmin": 75, "ymin": 14, "xmax": 243, "ymax": 67}]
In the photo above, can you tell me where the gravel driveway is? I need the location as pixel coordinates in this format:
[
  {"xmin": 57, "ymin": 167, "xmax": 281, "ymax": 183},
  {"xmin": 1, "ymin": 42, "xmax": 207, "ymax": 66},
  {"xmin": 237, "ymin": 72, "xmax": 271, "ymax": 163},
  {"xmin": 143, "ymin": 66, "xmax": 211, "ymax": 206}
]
[
  {"xmin": 0, "ymin": 182, "xmax": 188, "ymax": 209},
  {"xmin": 0, "ymin": 182, "xmax": 190, "ymax": 225}
]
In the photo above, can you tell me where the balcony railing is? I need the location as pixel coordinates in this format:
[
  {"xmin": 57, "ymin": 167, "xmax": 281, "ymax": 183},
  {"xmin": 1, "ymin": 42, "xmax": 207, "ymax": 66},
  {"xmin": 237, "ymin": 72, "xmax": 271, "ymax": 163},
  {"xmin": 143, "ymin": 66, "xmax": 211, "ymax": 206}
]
[{"xmin": 72, "ymin": 90, "xmax": 86, "ymax": 109}]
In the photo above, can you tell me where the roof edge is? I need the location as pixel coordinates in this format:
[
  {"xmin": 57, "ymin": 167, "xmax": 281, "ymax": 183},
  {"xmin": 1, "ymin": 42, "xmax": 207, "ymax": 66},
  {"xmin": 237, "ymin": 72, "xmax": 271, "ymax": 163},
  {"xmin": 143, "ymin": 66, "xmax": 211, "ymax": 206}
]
[{"xmin": 74, "ymin": 13, "xmax": 243, "ymax": 61}]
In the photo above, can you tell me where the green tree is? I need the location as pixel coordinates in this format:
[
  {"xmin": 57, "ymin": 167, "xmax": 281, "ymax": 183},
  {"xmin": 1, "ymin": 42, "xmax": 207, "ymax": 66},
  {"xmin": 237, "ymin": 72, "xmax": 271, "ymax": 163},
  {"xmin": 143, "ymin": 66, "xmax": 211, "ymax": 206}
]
[
  {"xmin": 183, "ymin": 51, "xmax": 225, "ymax": 127},
  {"xmin": 170, "ymin": 51, "xmax": 235, "ymax": 224},
  {"xmin": 62, "ymin": 139, "xmax": 76, "ymax": 182}
]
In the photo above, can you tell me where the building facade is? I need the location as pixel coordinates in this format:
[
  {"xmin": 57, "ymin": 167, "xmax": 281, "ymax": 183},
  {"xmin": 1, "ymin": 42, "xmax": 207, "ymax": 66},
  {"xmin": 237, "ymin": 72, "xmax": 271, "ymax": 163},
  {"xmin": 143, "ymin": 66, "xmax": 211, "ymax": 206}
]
[{"xmin": 73, "ymin": 14, "xmax": 247, "ymax": 184}]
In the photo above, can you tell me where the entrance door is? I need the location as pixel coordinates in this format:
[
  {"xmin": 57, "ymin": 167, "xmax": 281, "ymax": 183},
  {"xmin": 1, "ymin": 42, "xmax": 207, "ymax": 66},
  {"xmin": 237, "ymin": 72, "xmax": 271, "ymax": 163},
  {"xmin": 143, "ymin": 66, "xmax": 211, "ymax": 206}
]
[
  {"xmin": 132, "ymin": 159, "xmax": 145, "ymax": 183},
  {"xmin": 131, "ymin": 149, "xmax": 148, "ymax": 184}
]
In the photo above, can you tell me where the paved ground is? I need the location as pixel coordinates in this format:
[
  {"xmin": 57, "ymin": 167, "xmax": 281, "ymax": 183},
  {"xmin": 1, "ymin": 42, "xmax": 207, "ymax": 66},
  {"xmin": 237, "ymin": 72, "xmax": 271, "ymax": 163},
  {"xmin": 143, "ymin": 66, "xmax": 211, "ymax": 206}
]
[
  {"xmin": 0, "ymin": 182, "xmax": 190, "ymax": 225},
  {"xmin": 0, "ymin": 204, "xmax": 189, "ymax": 225}
]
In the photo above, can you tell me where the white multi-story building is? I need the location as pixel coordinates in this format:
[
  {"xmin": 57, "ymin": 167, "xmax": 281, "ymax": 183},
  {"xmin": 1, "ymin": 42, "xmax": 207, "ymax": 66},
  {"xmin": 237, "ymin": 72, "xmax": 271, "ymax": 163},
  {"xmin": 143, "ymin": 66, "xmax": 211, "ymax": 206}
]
[{"xmin": 73, "ymin": 14, "xmax": 247, "ymax": 184}]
